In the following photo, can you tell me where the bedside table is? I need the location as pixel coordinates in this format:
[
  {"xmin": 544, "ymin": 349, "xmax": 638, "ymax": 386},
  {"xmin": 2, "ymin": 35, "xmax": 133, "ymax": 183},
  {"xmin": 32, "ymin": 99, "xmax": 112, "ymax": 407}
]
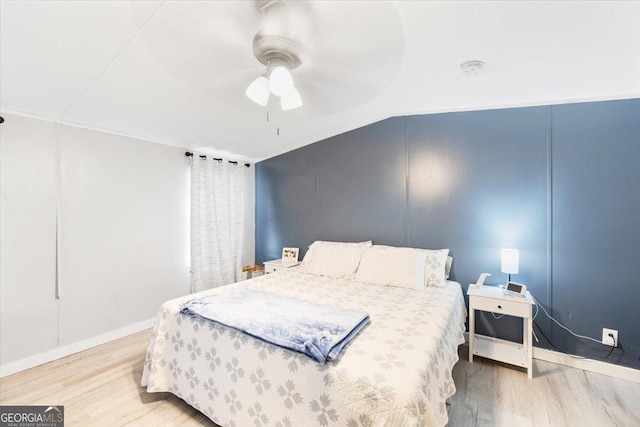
[
  {"xmin": 263, "ymin": 259, "xmax": 300, "ymax": 274},
  {"xmin": 241, "ymin": 264, "xmax": 264, "ymax": 279},
  {"xmin": 467, "ymin": 284, "xmax": 535, "ymax": 378}
]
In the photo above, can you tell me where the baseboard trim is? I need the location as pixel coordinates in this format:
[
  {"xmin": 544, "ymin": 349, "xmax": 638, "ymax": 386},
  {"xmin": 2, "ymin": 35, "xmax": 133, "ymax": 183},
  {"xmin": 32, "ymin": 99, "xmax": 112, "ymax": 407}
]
[
  {"xmin": 531, "ymin": 346, "xmax": 640, "ymax": 383},
  {"xmin": 463, "ymin": 332, "xmax": 640, "ymax": 383},
  {"xmin": 0, "ymin": 318, "xmax": 155, "ymax": 378}
]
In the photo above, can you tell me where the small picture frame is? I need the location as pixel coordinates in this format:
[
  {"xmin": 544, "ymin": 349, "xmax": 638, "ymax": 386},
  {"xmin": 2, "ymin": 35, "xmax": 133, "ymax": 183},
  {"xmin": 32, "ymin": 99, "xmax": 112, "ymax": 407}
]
[{"xmin": 282, "ymin": 247, "xmax": 299, "ymax": 264}]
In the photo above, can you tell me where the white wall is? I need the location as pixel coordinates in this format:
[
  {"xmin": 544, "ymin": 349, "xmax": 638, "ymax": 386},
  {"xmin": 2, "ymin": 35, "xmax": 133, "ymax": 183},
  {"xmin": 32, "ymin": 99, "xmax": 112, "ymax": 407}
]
[
  {"xmin": 55, "ymin": 124, "xmax": 191, "ymax": 345},
  {"xmin": 0, "ymin": 115, "xmax": 59, "ymax": 361},
  {"xmin": 1, "ymin": 113, "xmax": 255, "ymax": 371}
]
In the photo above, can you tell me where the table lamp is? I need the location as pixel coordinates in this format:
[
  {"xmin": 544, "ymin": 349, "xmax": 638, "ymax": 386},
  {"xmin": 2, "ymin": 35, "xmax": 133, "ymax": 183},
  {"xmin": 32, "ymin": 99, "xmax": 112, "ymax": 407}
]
[{"xmin": 501, "ymin": 248, "xmax": 519, "ymax": 282}]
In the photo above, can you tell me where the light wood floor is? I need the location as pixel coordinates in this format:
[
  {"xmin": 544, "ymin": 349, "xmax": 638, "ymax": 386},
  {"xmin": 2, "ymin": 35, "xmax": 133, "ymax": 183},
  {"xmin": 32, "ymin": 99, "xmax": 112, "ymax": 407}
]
[
  {"xmin": 1, "ymin": 329, "xmax": 638, "ymax": 427},
  {"xmin": 448, "ymin": 347, "xmax": 640, "ymax": 427}
]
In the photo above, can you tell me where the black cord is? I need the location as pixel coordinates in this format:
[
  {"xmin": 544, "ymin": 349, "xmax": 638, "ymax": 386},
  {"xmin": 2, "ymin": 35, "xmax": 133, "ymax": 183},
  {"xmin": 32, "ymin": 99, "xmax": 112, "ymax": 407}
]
[
  {"xmin": 534, "ymin": 320, "xmax": 619, "ymax": 361},
  {"xmin": 604, "ymin": 343, "xmax": 615, "ymax": 359}
]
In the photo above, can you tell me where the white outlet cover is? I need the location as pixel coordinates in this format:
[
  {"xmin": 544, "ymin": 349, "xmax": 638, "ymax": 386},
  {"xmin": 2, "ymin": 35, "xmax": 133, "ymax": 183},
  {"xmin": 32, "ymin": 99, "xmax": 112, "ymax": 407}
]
[{"xmin": 602, "ymin": 328, "xmax": 618, "ymax": 347}]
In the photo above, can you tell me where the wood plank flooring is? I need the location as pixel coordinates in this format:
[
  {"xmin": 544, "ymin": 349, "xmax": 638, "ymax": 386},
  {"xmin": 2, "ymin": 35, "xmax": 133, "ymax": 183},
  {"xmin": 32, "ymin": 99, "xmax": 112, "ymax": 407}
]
[
  {"xmin": 449, "ymin": 347, "xmax": 640, "ymax": 427},
  {"xmin": 1, "ymin": 329, "xmax": 638, "ymax": 426},
  {"xmin": 0, "ymin": 330, "xmax": 213, "ymax": 426}
]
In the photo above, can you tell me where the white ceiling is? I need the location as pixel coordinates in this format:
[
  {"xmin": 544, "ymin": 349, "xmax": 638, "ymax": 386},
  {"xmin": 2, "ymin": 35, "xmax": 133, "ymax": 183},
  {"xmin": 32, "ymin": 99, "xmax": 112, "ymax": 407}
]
[{"xmin": 2, "ymin": 1, "xmax": 639, "ymax": 162}]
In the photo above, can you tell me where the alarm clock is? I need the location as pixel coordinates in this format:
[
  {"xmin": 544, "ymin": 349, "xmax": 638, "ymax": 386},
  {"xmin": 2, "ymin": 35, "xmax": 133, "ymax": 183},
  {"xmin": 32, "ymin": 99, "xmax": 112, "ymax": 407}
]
[{"xmin": 505, "ymin": 281, "xmax": 527, "ymax": 296}]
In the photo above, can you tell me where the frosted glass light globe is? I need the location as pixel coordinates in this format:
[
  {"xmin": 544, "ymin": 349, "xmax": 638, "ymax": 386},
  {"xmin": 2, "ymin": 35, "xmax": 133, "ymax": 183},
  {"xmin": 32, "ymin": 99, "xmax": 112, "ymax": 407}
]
[
  {"xmin": 269, "ymin": 66, "xmax": 294, "ymax": 97},
  {"xmin": 281, "ymin": 87, "xmax": 302, "ymax": 110},
  {"xmin": 245, "ymin": 76, "xmax": 270, "ymax": 106}
]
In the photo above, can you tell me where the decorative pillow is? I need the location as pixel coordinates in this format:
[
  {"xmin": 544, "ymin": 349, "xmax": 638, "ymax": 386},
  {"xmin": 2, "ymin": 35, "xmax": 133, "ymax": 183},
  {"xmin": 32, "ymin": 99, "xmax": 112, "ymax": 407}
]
[
  {"xmin": 419, "ymin": 249, "xmax": 450, "ymax": 288},
  {"xmin": 445, "ymin": 255, "xmax": 453, "ymax": 279},
  {"xmin": 354, "ymin": 245, "xmax": 427, "ymax": 289},
  {"xmin": 301, "ymin": 240, "xmax": 372, "ymax": 278}
]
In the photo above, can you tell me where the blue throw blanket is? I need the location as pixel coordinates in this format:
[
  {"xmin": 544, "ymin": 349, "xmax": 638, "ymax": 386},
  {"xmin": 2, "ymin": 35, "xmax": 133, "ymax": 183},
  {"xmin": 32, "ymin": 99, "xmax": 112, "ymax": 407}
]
[{"xmin": 179, "ymin": 287, "xmax": 370, "ymax": 363}]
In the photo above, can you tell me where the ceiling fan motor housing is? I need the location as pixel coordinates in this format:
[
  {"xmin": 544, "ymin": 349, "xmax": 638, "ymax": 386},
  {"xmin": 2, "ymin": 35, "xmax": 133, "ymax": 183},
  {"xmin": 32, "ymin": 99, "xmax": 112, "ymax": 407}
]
[{"xmin": 252, "ymin": 33, "xmax": 303, "ymax": 71}]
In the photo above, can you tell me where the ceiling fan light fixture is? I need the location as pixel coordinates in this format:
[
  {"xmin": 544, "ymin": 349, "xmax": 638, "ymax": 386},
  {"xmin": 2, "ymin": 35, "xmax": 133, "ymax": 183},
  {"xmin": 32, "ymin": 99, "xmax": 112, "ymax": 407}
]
[
  {"xmin": 246, "ymin": 76, "xmax": 270, "ymax": 106},
  {"xmin": 269, "ymin": 66, "xmax": 294, "ymax": 97},
  {"xmin": 280, "ymin": 87, "xmax": 303, "ymax": 110},
  {"xmin": 248, "ymin": 17, "xmax": 304, "ymax": 111}
]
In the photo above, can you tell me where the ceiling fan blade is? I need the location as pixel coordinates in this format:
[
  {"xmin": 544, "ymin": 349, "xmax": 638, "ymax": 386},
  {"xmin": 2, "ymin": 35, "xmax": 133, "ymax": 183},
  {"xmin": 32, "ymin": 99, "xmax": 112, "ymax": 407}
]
[
  {"xmin": 135, "ymin": 2, "xmax": 263, "ymax": 95},
  {"xmin": 288, "ymin": 2, "xmax": 404, "ymax": 114}
]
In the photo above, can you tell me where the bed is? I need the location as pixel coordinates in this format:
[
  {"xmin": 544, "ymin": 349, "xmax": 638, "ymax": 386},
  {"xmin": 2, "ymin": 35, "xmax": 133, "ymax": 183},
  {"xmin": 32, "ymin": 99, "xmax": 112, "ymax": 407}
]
[{"xmin": 142, "ymin": 265, "xmax": 467, "ymax": 426}]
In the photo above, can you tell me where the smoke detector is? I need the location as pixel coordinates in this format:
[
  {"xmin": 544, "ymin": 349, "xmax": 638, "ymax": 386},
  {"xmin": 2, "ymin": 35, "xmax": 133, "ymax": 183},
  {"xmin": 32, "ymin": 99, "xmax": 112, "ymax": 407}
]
[{"xmin": 460, "ymin": 60, "xmax": 485, "ymax": 77}]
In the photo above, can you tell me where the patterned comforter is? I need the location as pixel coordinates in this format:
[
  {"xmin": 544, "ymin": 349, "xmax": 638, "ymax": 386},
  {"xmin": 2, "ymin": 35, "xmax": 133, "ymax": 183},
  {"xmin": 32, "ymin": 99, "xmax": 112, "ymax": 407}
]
[{"xmin": 141, "ymin": 268, "xmax": 467, "ymax": 427}]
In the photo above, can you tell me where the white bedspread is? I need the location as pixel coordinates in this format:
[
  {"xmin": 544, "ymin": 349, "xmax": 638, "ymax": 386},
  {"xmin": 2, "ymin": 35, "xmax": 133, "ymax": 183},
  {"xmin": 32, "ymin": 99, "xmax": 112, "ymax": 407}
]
[{"xmin": 142, "ymin": 268, "xmax": 467, "ymax": 427}]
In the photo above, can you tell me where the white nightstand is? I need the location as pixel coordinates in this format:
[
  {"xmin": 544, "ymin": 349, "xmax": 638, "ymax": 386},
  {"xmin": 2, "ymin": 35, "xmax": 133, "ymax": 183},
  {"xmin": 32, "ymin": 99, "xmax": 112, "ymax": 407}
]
[
  {"xmin": 263, "ymin": 259, "xmax": 300, "ymax": 274},
  {"xmin": 467, "ymin": 284, "xmax": 535, "ymax": 379}
]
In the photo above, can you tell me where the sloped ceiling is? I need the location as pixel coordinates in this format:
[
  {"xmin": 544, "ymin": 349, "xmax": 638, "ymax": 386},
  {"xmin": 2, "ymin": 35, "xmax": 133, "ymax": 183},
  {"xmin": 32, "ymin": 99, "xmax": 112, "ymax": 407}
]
[{"xmin": 1, "ymin": 1, "xmax": 639, "ymax": 161}]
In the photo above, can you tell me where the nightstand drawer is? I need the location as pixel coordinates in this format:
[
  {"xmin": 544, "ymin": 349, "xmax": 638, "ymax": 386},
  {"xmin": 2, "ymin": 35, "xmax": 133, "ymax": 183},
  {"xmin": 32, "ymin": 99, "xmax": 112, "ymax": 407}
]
[
  {"xmin": 264, "ymin": 264, "xmax": 278, "ymax": 274},
  {"xmin": 471, "ymin": 295, "xmax": 530, "ymax": 318},
  {"xmin": 264, "ymin": 259, "xmax": 300, "ymax": 274}
]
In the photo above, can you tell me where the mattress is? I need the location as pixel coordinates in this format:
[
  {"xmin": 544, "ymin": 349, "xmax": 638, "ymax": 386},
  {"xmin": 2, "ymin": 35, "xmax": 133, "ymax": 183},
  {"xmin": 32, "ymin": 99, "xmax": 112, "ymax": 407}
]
[{"xmin": 141, "ymin": 267, "xmax": 467, "ymax": 427}]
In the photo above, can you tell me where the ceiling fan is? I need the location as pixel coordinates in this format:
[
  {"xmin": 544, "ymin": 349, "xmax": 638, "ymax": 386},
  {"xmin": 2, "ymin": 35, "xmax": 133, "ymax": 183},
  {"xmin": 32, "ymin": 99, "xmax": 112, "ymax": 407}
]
[
  {"xmin": 245, "ymin": 1, "xmax": 304, "ymax": 110},
  {"xmin": 132, "ymin": 1, "xmax": 405, "ymax": 115}
]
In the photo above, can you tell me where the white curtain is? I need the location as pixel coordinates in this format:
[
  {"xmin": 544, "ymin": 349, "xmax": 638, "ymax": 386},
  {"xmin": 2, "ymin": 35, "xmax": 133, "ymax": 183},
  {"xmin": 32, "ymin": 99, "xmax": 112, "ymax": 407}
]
[{"xmin": 190, "ymin": 157, "xmax": 245, "ymax": 293}]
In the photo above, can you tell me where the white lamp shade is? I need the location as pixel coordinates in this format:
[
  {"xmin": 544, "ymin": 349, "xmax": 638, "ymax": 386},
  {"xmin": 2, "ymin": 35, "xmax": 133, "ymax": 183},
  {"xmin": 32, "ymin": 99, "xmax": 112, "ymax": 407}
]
[
  {"xmin": 501, "ymin": 248, "xmax": 519, "ymax": 275},
  {"xmin": 245, "ymin": 76, "xmax": 270, "ymax": 106},
  {"xmin": 269, "ymin": 66, "xmax": 294, "ymax": 97},
  {"xmin": 280, "ymin": 86, "xmax": 302, "ymax": 110}
]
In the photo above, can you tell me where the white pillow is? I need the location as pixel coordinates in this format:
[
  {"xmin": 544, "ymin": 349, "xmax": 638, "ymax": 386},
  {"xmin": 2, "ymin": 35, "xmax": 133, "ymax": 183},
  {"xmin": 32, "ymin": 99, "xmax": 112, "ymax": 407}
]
[
  {"xmin": 354, "ymin": 246, "xmax": 427, "ymax": 289},
  {"xmin": 301, "ymin": 240, "xmax": 372, "ymax": 278},
  {"xmin": 445, "ymin": 255, "xmax": 453, "ymax": 279},
  {"xmin": 419, "ymin": 248, "xmax": 449, "ymax": 288}
]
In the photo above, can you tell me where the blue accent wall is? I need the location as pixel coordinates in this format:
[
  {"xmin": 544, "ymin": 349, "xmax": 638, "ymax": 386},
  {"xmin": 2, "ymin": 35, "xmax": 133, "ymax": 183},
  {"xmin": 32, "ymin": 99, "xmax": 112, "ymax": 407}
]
[
  {"xmin": 255, "ymin": 98, "xmax": 640, "ymax": 369},
  {"xmin": 551, "ymin": 100, "xmax": 640, "ymax": 363}
]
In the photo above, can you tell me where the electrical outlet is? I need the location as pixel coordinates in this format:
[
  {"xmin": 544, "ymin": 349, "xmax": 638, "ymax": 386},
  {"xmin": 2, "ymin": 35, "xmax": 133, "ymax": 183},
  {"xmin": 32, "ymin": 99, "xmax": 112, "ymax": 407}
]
[{"xmin": 602, "ymin": 328, "xmax": 618, "ymax": 347}]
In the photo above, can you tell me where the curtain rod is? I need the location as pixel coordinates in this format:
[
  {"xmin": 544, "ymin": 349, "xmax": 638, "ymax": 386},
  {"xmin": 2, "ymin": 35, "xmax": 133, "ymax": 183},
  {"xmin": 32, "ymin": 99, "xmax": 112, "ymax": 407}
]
[{"xmin": 185, "ymin": 152, "xmax": 250, "ymax": 167}]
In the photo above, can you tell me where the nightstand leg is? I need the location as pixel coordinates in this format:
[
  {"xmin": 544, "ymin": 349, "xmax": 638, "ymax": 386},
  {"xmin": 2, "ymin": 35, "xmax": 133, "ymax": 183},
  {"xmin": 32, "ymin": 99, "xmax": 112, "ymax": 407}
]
[
  {"xmin": 527, "ymin": 316, "xmax": 533, "ymax": 379},
  {"xmin": 469, "ymin": 307, "xmax": 475, "ymax": 363}
]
